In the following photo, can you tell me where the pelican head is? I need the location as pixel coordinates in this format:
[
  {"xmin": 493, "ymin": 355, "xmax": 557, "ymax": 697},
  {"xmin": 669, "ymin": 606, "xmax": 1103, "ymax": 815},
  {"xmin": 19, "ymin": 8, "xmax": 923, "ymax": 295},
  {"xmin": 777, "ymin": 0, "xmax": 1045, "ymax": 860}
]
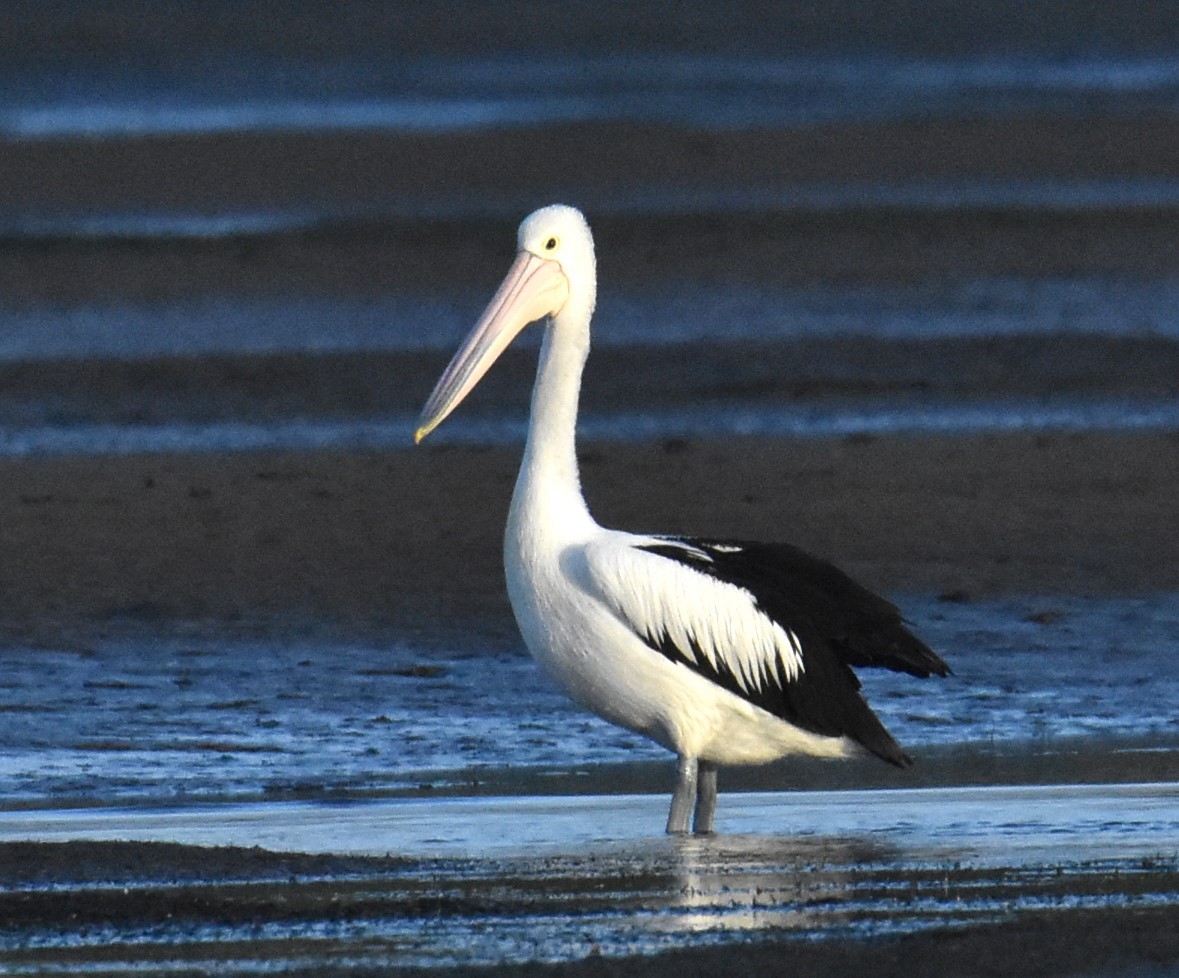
[{"xmin": 414, "ymin": 204, "xmax": 595, "ymax": 443}]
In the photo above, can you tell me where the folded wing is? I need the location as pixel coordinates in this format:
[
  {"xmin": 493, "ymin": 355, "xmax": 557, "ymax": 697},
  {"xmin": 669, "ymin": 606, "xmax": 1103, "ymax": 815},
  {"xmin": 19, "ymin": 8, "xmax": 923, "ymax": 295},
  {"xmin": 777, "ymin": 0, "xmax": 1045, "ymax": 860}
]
[{"xmin": 579, "ymin": 534, "xmax": 949, "ymax": 766}]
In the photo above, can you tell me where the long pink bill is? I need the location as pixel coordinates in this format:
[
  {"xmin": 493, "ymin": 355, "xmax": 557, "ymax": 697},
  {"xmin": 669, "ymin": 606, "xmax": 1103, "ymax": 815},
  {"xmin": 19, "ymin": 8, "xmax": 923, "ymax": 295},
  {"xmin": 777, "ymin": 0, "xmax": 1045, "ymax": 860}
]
[{"xmin": 415, "ymin": 251, "xmax": 569, "ymax": 443}]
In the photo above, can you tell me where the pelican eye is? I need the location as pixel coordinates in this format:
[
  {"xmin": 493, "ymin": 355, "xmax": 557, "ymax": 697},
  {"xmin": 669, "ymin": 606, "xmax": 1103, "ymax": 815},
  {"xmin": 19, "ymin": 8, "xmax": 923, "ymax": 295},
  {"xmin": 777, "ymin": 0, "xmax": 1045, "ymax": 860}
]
[{"xmin": 544, "ymin": 236, "xmax": 558, "ymax": 251}]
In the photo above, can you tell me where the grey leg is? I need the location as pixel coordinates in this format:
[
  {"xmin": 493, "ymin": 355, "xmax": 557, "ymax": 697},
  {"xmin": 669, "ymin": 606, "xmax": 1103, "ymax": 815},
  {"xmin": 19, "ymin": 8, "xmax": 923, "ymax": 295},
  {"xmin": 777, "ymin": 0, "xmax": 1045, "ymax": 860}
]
[
  {"xmin": 666, "ymin": 755, "xmax": 698, "ymax": 834},
  {"xmin": 693, "ymin": 760, "xmax": 717, "ymax": 835}
]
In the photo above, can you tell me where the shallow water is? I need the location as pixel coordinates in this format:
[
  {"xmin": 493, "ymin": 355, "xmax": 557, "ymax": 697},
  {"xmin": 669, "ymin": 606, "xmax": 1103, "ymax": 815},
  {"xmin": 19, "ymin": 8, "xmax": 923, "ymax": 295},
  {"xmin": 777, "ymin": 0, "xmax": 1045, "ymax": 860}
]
[
  {"xmin": 0, "ymin": 785, "xmax": 1176, "ymax": 972},
  {"xmin": 4, "ymin": 783, "xmax": 1177, "ymax": 863},
  {"xmin": 3, "ymin": 396, "xmax": 1179, "ymax": 459},
  {"xmin": 10, "ymin": 178, "xmax": 1179, "ymax": 242},
  {"xmin": 6, "ymin": 277, "xmax": 1178, "ymax": 364},
  {"xmin": 7, "ymin": 50, "xmax": 1179, "ymax": 141},
  {"xmin": 1, "ymin": 595, "xmax": 1176, "ymax": 807},
  {"xmin": 1, "ymin": 272, "xmax": 1177, "ymax": 456},
  {"xmin": 7, "ymin": 8, "xmax": 1179, "ymax": 243}
]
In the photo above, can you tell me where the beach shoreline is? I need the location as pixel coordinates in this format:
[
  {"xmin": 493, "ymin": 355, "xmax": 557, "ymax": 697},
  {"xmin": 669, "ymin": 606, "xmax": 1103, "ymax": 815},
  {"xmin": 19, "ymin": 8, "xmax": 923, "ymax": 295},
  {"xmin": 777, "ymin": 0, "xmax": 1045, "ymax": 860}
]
[{"xmin": 3, "ymin": 10, "xmax": 1179, "ymax": 970}]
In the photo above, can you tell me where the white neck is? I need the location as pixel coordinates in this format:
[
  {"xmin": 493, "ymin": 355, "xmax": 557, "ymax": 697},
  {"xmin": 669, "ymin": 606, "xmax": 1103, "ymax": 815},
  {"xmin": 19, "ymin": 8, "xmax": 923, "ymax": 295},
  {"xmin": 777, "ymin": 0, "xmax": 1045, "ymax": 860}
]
[{"xmin": 508, "ymin": 304, "xmax": 597, "ymax": 543}]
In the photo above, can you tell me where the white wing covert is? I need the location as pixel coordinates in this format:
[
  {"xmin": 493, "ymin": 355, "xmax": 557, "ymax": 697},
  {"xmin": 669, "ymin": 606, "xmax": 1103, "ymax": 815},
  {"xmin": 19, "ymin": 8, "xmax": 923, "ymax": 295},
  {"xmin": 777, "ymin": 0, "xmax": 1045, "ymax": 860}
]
[{"xmin": 579, "ymin": 535, "xmax": 805, "ymax": 700}]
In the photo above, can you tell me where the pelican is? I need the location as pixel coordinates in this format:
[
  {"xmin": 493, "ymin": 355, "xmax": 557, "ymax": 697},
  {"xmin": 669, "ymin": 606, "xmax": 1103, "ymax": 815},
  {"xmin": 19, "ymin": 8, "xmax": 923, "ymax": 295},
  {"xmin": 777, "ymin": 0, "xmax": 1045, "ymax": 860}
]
[{"xmin": 415, "ymin": 204, "xmax": 949, "ymax": 834}]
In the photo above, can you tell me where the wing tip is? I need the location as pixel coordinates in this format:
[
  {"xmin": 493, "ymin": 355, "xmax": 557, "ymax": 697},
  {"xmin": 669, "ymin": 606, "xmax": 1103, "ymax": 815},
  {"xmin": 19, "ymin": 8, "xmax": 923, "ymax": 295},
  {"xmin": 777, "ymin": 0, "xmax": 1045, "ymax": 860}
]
[
  {"xmin": 868, "ymin": 742, "xmax": 913, "ymax": 769},
  {"xmin": 852, "ymin": 716, "xmax": 913, "ymax": 769}
]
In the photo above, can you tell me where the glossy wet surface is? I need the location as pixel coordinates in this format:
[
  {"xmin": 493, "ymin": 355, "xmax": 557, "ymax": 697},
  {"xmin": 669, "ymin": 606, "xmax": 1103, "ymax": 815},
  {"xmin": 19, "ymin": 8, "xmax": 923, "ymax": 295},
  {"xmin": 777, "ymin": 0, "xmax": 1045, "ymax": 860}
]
[
  {"xmin": 1, "ymin": 783, "xmax": 1176, "ymax": 973},
  {"xmin": 1, "ymin": 595, "xmax": 1176, "ymax": 806},
  {"xmin": 2, "ymin": 599, "xmax": 1176, "ymax": 972}
]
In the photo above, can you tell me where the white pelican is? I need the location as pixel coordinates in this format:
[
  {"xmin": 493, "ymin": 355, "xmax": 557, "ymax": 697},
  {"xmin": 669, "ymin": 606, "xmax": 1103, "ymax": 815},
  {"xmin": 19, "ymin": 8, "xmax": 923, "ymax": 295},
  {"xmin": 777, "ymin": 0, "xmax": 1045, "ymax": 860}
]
[{"xmin": 416, "ymin": 204, "xmax": 949, "ymax": 835}]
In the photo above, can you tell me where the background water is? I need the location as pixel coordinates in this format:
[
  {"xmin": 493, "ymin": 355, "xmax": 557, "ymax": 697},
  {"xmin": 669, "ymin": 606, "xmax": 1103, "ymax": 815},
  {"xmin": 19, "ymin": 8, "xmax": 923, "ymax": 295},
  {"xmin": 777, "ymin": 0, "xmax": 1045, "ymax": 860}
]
[
  {"xmin": 5, "ymin": 51, "xmax": 1179, "ymax": 141},
  {"xmin": 0, "ymin": 5, "xmax": 1176, "ymax": 443},
  {"xmin": 0, "ymin": 3, "xmax": 1176, "ymax": 811}
]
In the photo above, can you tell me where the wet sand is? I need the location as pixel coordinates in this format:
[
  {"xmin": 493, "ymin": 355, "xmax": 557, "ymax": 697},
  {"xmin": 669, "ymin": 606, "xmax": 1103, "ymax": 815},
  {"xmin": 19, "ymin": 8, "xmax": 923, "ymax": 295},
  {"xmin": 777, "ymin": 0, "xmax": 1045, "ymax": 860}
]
[
  {"xmin": 6, "ymin": 112, "xmax": 1179, "ymax": 237},
  {"xmin": 3, "ymin": 881, "xmax": 1177, "ymax": 978},
  {"xmin": 1, "ymin": 430, "xmax": 1177, "ymax": 646}
]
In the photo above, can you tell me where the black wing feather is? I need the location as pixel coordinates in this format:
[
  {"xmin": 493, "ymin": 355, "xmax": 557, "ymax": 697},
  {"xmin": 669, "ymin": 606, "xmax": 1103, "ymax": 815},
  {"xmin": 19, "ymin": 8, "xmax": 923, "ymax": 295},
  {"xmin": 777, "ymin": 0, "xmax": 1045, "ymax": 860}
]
[{"xmin": 638, "ymin": 537, "xmax": 949, "ymax": 767}]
